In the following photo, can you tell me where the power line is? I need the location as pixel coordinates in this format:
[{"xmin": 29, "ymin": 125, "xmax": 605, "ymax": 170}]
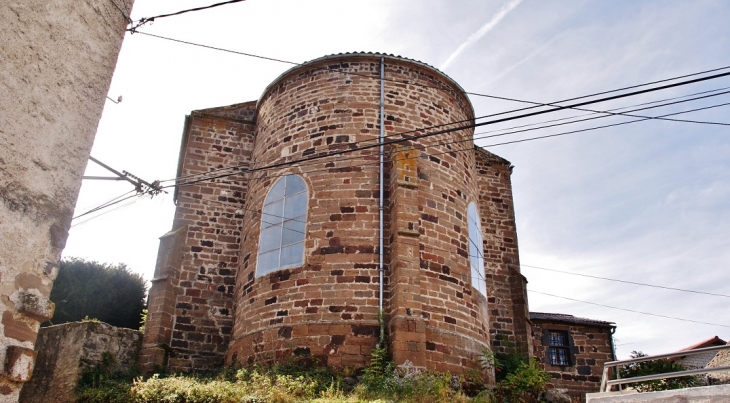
[
  {"xmin": 408, "ymin": 92, "xmax": 730, "ymax": 165},
  {"xmin": 129, "ymin": 30, "xmax": 730, "ymax": 136},
  {"xmin": 163, "ymin": 96, "xmax": 730, "ymax": 214},
  {"xmin": 71, "ymin": 195, "xmax": 146, "ymax": 227},
  {"xmin": 132, "ymin": 31, "xmax": 730, "ymax": 187},
  {"xmin": 132, "ymin": 32, "xmax": 298, "ymax": 65},
  {"xmin": 165, "ymin": 71, "xmax": 730, "ymax": 189},
  {"xmin": 73, "ymin": 190, "xmax": 136, "ymax": 217},
  {"xmin": 529, "ymin": 289, "xmax": 730, "ymax": 328},
  {"xmin": 522, "ymin": 264, "xmax": 730, "ymax": 298},
  {"xmin": 477, "ymin": 101, "xmax": 730, "ymax": 149},
  {"xmin": 473, "ymin": 86, "xmax": 730, "ymax": 137},
  {"xmin": 129, "ymin": 30, "xmax": 730, "ymax": 110},
  {"xmin": 160, "ymin": 86, "xmax": 730, "ymax": 188},
  {"xmin": 128, "ymin": 0, "xmax": 247, "ymax": 32},
  {"xmin": 107, "ymin": 0, "xmax": 132, "ymax": 23},
  {"xmin": 72, "ymin": 193, "xmax": 141, "ymax": 220},
  {"xmin": 165, "ymin": 97, "xmax": 730, "ymax": 202}
]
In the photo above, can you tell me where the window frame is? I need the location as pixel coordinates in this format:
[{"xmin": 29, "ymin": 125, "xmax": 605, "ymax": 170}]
[
  {"xmin": 256, "ymin": 175, "xmax": 308, "ymax": 277},
  {"xmin": 467, "ymin": 202, "xmax": 487, "ymax": 297},
  {"xmin": 542, "ymin": 329, "xmax": 576, "ymax": 366}
]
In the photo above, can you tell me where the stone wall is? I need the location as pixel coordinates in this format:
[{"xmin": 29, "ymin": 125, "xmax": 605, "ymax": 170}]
[
  {"xmin": 706, "ymin": 342, "xmax": 730, "ymax": 384},
  {"xmin": 228, "ymin": 58, "xmax": 389, "ymax": 369},
  {"xmin": 221, "ymin": 54, "xmax": 501, "ymax": 374},
  {"xmin": 381, "ymin": 61, "xmax": 489, "ymax": 375},
  {"xmin": 145, "ymin": 53, "xmax": 535, "ymax": 378},
  {"xmin": 19, "ymin": 322, "xmax": 141, "ymax": 403},
  {"xmin": 531, "ymin": 318, "xmax": 615, "ymax": 398},
  {"xmin": 678, "ymin": 350, "xmax": 723, "ymax": 370},
  {"xmin": 0, "ymin": 0, "xmax": 133, "ymax": 400},
  {"xmin": 474, "ymin": 148, "xmax": 531, "ymax": 357},
  {"xmin": 139, "ymin": 103, "xmax": 256, "ymax": 373}
]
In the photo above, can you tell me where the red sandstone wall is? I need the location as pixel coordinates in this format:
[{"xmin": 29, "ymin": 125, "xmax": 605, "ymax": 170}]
[
  {"xmin": 140, "ymin": 103, "xmax": 256, "ymax": 372},
  {"xmin": 531, "ymin": 320, "xmax": 614, "ymax": 398},
  {"xmin": 226, "ymin": 55, "xmax": 498, "ymax": 374},
  {"xmin": 383, "ymin": 67, "xmax": 490, "ymax": 374},
  {"xmin": 228, "ymin": 59, "xmax": 384, "ymax": 368},
  {"xmin": 474, "ymin": 149, "xmax": 532, "ymax": 357},
  {"xmin": 145, "ymin": 54, "xmax": 528, "ymax": 377}
]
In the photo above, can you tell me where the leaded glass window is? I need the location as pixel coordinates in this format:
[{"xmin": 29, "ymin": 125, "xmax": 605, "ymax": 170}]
[
  {"xmin": 467, "ymin": 202, "xmax": 487, "ymax": 296},
  {"xmin": 257, "ymin": 175, "xmax": 307, "ymax": 276}
]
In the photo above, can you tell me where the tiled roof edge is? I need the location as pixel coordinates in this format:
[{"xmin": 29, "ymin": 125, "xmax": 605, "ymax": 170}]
[
  {"xmin": 257, "ymin": 52, "xmax": 473, "ymax": 116},
  {"xmin": 530, "ymin": 311, "xmax": 615, "ymax": 327}
]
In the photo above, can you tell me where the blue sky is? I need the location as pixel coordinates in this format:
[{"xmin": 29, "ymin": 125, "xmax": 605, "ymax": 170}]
[{"xmin": 65, "ymin": 0, "xmax": 730, "ymax": 358}]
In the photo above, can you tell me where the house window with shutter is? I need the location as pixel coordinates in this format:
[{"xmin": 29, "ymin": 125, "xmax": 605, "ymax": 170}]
[{"xmin": 547, "ymin": 330, "xmax": 571, "ymax": 365}]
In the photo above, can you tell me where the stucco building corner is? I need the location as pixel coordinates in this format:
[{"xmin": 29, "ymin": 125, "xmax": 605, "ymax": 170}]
[{"xmin": 0, "ymin": 1, "xmax": 134, "ymax": 401}]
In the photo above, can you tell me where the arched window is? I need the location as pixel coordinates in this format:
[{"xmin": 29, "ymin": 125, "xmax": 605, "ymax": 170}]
[
  {"xmin": 257, "ymin": 175, "xmax": 308, "ymax": 276},
  {"xmin": 467, "ymin": 202, "xmax": 487, "ymax": 296}
]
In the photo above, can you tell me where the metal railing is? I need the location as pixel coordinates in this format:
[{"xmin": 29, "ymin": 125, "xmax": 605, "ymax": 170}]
[{"xmin": 599, "ymin": 344, "xmax": 730, "ymax": 392}]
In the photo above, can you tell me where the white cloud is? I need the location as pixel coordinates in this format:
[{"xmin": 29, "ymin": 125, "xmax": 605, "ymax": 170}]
[{"xmin": 440, "ymin": 0, "xmax": 524, "ymax": 70}]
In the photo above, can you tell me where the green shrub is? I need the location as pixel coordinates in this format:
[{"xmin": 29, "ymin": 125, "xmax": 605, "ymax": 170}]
[
  {"xmin": 480, "ymin": 343, "xmax": 551, "ymax": 403},
  {"xmin": 76, "ymin": 379, "xmax": 135, "ymax": 403},
  {"xmin": 619, "ymin": 351, "xmax": 698, "ymax": 392},
  {"xmin": 75, "ymin": 350, "xmax": 484, "ymax": 403},
  {"xmin": 357, "ymin": 351, "xmax": 465, "ymax": 403},
  {"xmin": 47, "ymin": 258, "xmax": 146, "ymax": 330},
  {"xmin": 76, "ymin": 351, "xmax": 140, "ymax": 403}
]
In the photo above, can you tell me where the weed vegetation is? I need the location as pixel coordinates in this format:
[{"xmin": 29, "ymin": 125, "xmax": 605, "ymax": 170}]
[{"xmin": 76, "ymin": 344, "xmax": 552, "ymax": 403}]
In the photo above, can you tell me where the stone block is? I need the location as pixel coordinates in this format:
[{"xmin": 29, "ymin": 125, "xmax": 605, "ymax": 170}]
[
  {"xmin": 17, "ymin": 291, "xmax": 55, "ymax": 322},
  {"xmin": 2, "ymin": 346, "xmax": 36, "ymax": 382}
]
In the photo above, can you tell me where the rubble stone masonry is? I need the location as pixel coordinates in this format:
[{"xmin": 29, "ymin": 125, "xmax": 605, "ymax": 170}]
[
  {"xmin": 475, "ymin": 149, "xmax": 532, "ymax": 356},
  {"xmin": 531, "ymin": 317, "xmax": 615, "ymax": 398},
  {"xmin": 20, "ymin": 322, "xmax": 141, "ymax": 403},
  {"xmin": 143, "ymin": 53, "xmax": 533, "ymax": 377},
  {"xmin": 139, "ymin": 103, "xmax": 256, "ymax": 372}
]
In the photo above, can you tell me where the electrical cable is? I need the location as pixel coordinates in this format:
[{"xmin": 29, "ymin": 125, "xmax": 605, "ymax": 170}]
[
  {"xmin": 472, "ymin": 86, "xmax": 730, "ymax": 137},
  {"xmin": 71, "ymin": 195, "xmax": 146, "ymax": 227},
  {"xmin": 87, "ymin": 38, "xmax": 730, "ymax": 228},
  {"xmin": 128, "ymin": 0, "xmax": 247, "ymax": 32},
  {"xmin": 129, "ymin": 29, "xmax": 730, "ymax": 116},
  {"xmin": 144, "ymin": 46, "xmax": 730, "ymax": 186},
  {"xmin": 130, "ymin": 31, "xmax": 730, "ymax": 149},
  {"xmin": 528, "ymin": 289, "xmax": 730, "ymax": 328},
  {"xmin": 166, "ymin": 98, "xmax": 730, "ymax": 207},
  {"xmin": 166, "ymin": 98, "xmax": 730, "ymax": 202},
  {"xmin": 473, "ymin": 89, "xmax": 730, "ymax": 140},
  {"xmin": 73, "ymin": 190, "xmax": 136, "ymax": 217},
  {"xmin": 166, "ymin": 83, "xmax": 730, "ymax": 190},
  {"xmin": 160, "ymin": 86, "xmax": 730, "ymax": 188},
  {"xmin": 522, "ymin": 264, "xmax": 730, "ymax": 298},
  {"xmin": 476, "ymin": 101, "xmax": 730, "ymax": 149},
  {"xmin": 132, "ymin": 32, "xmax": 297, "ymax": 65},
  {"xmin": 107, "ymin": 0, "xmax": 132, "ymax": 23},
  {"xmin": 72, "ymin": 193, "xmax": 141, "ymax": 220}
]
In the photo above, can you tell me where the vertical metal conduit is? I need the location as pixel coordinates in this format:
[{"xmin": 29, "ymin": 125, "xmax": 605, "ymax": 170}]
[{"xmin": 378, "ymin": 56, "xmax": 385, "ymax": 344}]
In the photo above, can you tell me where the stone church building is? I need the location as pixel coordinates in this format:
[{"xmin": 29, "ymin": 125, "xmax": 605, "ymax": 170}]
[{"xmin": 140, "ymin": 52, "xmax": 615, "ymax": 392}]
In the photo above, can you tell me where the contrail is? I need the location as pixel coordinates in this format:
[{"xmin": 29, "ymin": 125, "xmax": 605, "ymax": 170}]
[
  {"xmin": 440, "ymin": 0, "xmax": 524, "ymax": 71},
  {"xmin": 484, "ymin": 33, "xmax": 561, "ymax": 86}
]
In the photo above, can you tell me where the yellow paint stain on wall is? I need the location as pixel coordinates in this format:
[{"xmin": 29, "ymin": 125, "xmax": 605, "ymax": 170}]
[{"xmin": 392, "ymin": 144, "xmax": 418, "ymax": 183}]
